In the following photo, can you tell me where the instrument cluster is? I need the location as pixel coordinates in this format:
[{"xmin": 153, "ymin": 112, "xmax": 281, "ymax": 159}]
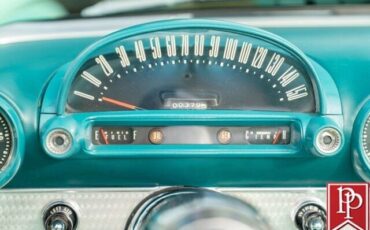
[
  {"xmin": 0, "ymin": 17, "xmax": 369, "ymax": 230},
  {"xmin": 36, "ymin": 20, "xmax": 344, "ymax": 162}
]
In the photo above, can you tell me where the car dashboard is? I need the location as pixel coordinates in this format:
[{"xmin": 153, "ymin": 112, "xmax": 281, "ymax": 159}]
[{"xmin": 0, "ymin": 12, "xmax": 369, "ymax": 230}]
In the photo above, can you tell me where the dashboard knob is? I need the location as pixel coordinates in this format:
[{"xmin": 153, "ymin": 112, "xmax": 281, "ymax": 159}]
[
  {"xmin": 126, "ymin": 187, "xmax": 271, "ymax": 230},
  {"xmin": 45, "ymin": 129, "xmax": 73, "ymax": 157},
  {"xmin": 315, "ymin": 127, "xmax": 342, "ymax": 156},
  {"xmin": 294, "ymin": 200, "xmax": 326, "ymax": 230},
  {"xmin": 43, "ymin": 202, "xmax": 78, "ymax": 230}
]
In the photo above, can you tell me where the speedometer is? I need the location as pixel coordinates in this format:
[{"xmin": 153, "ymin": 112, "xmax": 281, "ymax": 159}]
[{"xmin": 66, "ymin": 22, "xmax": 316, "ymax": 112}]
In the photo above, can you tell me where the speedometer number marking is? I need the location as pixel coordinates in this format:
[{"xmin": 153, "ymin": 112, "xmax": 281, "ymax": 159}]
[
  {"xmin": 81, "ymin": 71, "xmax": 101, "ymax": 88},
  {"xmin": 95, "ymin": 55, "xmax": 113, "ymax": 77},
  {"xmin": 251, "ymin": 46, "xmax": 268, "ymax": 69},
  {"xmin": 165, "ymin": 35, "xmax": 177, "ymax": 57},
  {"xmin": 286, "ymin": 84, "xmax": 308, "ymax": 101},
  {"xmin": 135, "ymin": 40, "xmax": 146, "ymax": 62},
  {"xmin": 278, "ymin": 66, "xmax": 299, "ymax": 87},
  {"xmin": 150, "ymin": 37, "xmax": 162, "ymax": 59},
  {"xmin": 194, "ymin": 34, "xmax": 205, "ymax": 56},
  {"xmin": 238, "ymin": 42, "xmax": 252, "ymax": 64},
  {"xmin": 181, "ymin": 34, "xmax": 190, "ymax": 56},
  {"xmin": 73, "ymin": 91, "xmax": 95, "ymax": 101},
  {"xmin": 223, "ymin": 38, "xmax": 238, "ymax": 61},
  {"xmin": 209, "ymin": 35, "xmax": 220, "ymax": 58},
  {"xmin": 265, "ymin": 53, "xmax": 285, "ymax": 77},
  {"xmin": 116, "ymin": 46, "xmax": 131, "ymax": 67}
]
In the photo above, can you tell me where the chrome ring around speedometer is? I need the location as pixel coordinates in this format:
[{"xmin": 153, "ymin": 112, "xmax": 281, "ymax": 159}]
[{"xmin": 0, "ymin": 96, "xmax": 25, "ymax": 187}]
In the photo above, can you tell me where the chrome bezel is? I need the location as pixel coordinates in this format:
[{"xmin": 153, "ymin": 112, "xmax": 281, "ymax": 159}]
[{"xmin": 42, "ymin": 200, "xmax": 80, "ymax": 230}]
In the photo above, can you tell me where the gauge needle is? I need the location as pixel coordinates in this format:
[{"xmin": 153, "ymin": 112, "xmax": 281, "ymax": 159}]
[
  {"xmin": 101, "ymin": 97, "xmax": 143, "ymax": 110},
  {"xmin": 99, "ymin": 128, "xmax": 109, "ymax": 145},
  {"xmin": 273, "ymin": 129, "xmax": 282, "ymax": 145}
]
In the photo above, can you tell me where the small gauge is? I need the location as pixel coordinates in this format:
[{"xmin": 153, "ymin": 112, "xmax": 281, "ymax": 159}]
[
  {"xmin": 0, "ymin": 113, "xmax": 13, "ymax": 171},
  {"xmin": 353, "ymin": 104, "xmax": 370, "ymax": 181},
  {"xmin": 362, "ymin": 116, "xmax": 370, "ymax": 158},
  {"xmin": 92, "ymin": 127, "xmax": 137, "ymax": 145},
  {"xmin": 245, "ymin": 127, "xmax": 290, "ymax": 145}
]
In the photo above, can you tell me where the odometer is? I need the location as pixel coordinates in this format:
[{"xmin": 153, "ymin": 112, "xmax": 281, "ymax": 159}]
[
  {"xmin": 66, "ymin": 23, "xmax": 317, "ymax": 113},
  {"xmin": 0, "ymin": 113, "xmax": 13, "ymax": 171}
]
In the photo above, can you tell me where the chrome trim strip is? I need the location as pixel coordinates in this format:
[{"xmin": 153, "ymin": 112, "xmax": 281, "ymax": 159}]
[{"xmin": 0, "ymin": 186, "xmax": 326, "ymax": 192}]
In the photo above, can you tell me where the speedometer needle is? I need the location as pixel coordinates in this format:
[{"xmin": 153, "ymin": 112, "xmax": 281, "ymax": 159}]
[{"xmin": 101, "ymin": 97, "xmax": 143, "ymax": 110}]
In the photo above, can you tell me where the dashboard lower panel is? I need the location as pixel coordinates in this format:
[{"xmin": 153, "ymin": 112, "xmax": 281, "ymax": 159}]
[{"xmin": 0, "ymin": 187, "xmax": 325, "ymax": 230}]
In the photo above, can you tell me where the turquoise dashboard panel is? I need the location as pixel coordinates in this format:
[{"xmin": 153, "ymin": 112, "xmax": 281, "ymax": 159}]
[{"xmin": 0, "ymin": 19, "xmax": 368, "ymax": 188}]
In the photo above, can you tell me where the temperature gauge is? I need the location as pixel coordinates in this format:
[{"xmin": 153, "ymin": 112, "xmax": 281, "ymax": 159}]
[{"xmin": 245, "ymin": 127, "xmax": 290, "ymax": 145}]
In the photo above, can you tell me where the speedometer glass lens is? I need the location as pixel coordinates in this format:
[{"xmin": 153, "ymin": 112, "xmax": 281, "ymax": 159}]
[
  {"xmin": 0, "ymin": 114, "xmax": 12, "ymax": 171},
  {"xmin": 66, "ymin": 29, "xmax": 316, "ymax": 112}
]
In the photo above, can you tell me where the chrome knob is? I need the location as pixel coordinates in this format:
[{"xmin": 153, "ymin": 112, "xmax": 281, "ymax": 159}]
[
  {"xmin": 50, "ymin": 219, "xmax": 67, "ymax": 230},
  {"xmin": 43, "ymin": 202, "xmax": 78, "ymax": 230},
  {"xmin": 126, "ymin": 187, "xmax": 271, "ymax": 230},
  {"xmin": 45, "ymin": 129, "xmax": 73, "ymax": 156},
  {"xmin": 307, "ymin": 214, "xmax": 325, "ymax": 230},
  {"xmin": 294, "ymin": 200, "xmax": 326, "ymax": 230},
  {"xmin": 315, "ymin": 127, "xmax": 342, "ymax": 156}
]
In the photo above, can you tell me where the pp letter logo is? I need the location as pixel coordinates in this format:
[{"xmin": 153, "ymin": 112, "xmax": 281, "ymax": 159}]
[{"xmin": 328, "ymin": 183, "xmax": 369, "ymax": 230}]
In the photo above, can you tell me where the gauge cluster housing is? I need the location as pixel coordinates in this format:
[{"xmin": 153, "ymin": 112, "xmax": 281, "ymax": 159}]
[{"xmin": 40, "ymin": 20, "xmax": 343, "ymax": 160}]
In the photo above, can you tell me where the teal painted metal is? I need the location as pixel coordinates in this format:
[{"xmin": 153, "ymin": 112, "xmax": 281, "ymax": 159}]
[
  {"xmin": 0, "ymin": 95, "xmax": 25, "ymax": 187},
  {"xmin": 0, "ymin": 20, "xmax": 367, "ymax": 188}
]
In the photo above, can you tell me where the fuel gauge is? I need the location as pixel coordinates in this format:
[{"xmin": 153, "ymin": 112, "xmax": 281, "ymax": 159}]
[{"xmin": 92, "ymin": 127, "xmax": 137, "ymax": 145}]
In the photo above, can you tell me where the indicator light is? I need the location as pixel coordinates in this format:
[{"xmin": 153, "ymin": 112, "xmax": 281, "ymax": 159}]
[
  {"xmin": 149, "ymin": 129, "xmax": 164, "ymax": 144},
  {"xmin": 217, "ymin": 128, "xmax": 232, "ymax": 144}
]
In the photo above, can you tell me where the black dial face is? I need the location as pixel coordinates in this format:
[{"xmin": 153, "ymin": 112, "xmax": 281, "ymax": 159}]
[
  {"xmin": 0, "ymin": 113, "xmax": 13, "ymax": 171},
  {"xmin": 362, "ymin": 115, "xmax": 370, "ymax": 158},
  {"xmin": 67, "ymin": 29, "xmax": 316, "ymax": 113}
]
